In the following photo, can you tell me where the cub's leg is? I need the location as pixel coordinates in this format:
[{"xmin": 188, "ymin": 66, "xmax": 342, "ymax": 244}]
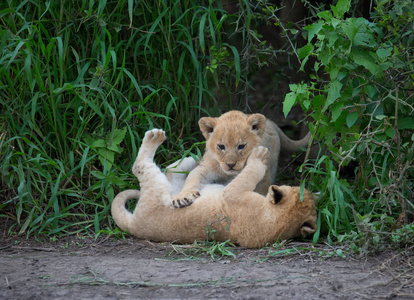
[
  {"xmin": 170, "ymin": 164, "xmax": 209, "ymax": 208},
  {"xmin": 254, "ymin": 171, "xmax": 272, "ymax": 195},
  {"xmin": 132, "ymin": 129, "xmax": 172, "ymax": 207},
  {"xmin": 223, "ymin": 146, "xmax": 269, "ymax": 200}
]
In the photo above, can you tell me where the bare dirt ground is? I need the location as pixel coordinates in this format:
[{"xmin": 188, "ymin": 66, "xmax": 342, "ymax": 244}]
[{"xmin": 1, "ymin": 232, "xmax": 413, "ymax": 300}]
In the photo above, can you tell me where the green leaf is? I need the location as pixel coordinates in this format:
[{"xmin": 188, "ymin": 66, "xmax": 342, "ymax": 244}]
[
  {"xmin": 298, "ymin": 43, "xmax": 314, "ymax": 71},
  {"xmin": 305, "ymin": 21, "xmax": 323, "ymax": 41},
  {"xmin": 107, "ymin": 143, "xmax": 122, "ymax": 153},
  {"xmin": 331, "ymin": 102, "xmax": 344, "ymax": 122},
  {"xmin": 223, "ymin": 43, "xmax": 240, "ymax": 87},
  {"xmin": 128, "ymin": 0, "xmax": 133, "ymax": 27},
  {"xmin": 98, "ymin": 148, "xmax": 114, "ymax": 170},
  {"xmin": 341, "ymin": 19, "xmax": 358, "ymax": 42},
  {"xmin": 53, "ymin": 83, "xmax": 74, "ymax": 94},
  {"xmin": 80, "ymin": 147, "xmax": 90, "ymax": 177},
  {"xmin": 6, "ymin": 41, "xmax": 25, "ymax": 69},
  {"xmin": 78, "ymin": 94, "xmax": 104, "ymax": 117},
  {"xmin": 283, "ymin": 92, "xmax": 297, "ymax": 118},
  {"xmin": 365, "ymin": 84, "xmax": 377, "ymax": 99},
  {"xmin": 398, "ymin": 117, "xmax": 414, "ymax": 130},
  {"xmin": 91, "ymin": 140, "xmax": 106, "ymax": 148},
  {"xmin": 385, "ymin": 127, "xmax": 395, "ymax": 138},
  {"xmin": 198, "ymin": 13, "xmax": 208, "ymax": 53},
  {"xmin": 317, "ymin": 11, "xmax": 333, "ymax": 22},
  {"xmin": 332, "ymin": 0, "xmax": 351, "ymax": 18},
  {"xmin": 112, "ymin": 128, "xmax": 127, "ymax": 145},
  {"xmin": 325, "ymin": 80, "xmax": 343, "ymax": 108},
  {"xmin": 123, "ymin": 68, "xmax": 143, "ymax": 99},
  {"xmin": 298, "ymin": 43, "xmax": 314, "ymax": 59},
  {"xmin": 376, "ymin": 46, "xmax": 393, "ymax": 59},
  {"xmin": 91, "ymin": 171, "xmax": 106, "ymax": 180},
  {"xmin": 353, "ymin": 49, "xmax": 381, "ymax": 75},
  {"xmin": 346, "ymin": 111, "xmax": 359, "ymax": 128}
]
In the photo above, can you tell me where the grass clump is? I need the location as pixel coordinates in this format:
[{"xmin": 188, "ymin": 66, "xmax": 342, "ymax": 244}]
[
  {"xmin": 0, "ymin": 0, "xmax": 234, "ymax": 236},
  {"xmin": 0, "ymin": 0, "xmax": 279, "ymax": 238}
]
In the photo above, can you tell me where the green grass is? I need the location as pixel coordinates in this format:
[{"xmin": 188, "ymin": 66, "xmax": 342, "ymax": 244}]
[
  {"xmin": 0, "ymin": 0, "xmax": 277, "ymax": 238},
  {"xmin": 0, "ymin": 0, "xmax": 230, "ymax": 236}
]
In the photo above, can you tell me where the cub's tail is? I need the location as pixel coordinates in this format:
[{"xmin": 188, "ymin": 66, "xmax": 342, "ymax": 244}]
[
  {"xmin": 111, "ymin": 189, "xmax": 140, "ymax": 233},
  {"xmin": 274, "ymin": 125, "xmax": 311, "ymax": 152}
]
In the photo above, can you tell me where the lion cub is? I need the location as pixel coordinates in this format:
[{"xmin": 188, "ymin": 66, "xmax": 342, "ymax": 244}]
[
  {"xmin": 111, "ymin": 129, "xmax": 317, "ymax": 248},
  {"xmin": 172, "ymin": 110, "xmax": 310, "ymax": 207}
]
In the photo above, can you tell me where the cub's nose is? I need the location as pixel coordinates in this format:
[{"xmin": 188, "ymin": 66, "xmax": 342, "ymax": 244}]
[{"xmin": 226, "ymin": 162, "xmax": 236, "ymax": 169}]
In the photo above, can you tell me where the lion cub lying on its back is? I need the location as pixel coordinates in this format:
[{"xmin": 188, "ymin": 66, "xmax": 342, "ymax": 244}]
[
  {"xmin": 111, "ymin": 129, "xmax": 317, "ymax": 248},
  {"xmin": 172, "ymin": 110, "xmax": 310, "ymax": 208}
]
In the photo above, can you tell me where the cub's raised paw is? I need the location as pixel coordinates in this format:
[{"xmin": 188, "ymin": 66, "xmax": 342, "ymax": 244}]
[
  {"xmin": 248, "ymin": 146, "xmax": 270, "ymax": 164},
  {"xmin": 143, "ymin": 129, "xmax": 166, "ymax": 146},
  {"xmin": 172, "ymin": 191, "xmax": 200, "ymax": 208}
]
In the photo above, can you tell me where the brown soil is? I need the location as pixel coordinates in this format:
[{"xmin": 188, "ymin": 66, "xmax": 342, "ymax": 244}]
[{"xmin": 1, "ymin": 234, "xmax": 413, "ymax": 300}]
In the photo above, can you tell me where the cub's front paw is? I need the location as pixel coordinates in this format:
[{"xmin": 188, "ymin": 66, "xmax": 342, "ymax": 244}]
[
  {"xmin": 143, "ymin": 129, "xmax": 166, "ymax": 146},
  {"xmin": 172, "ymin": 191, "xmax": 200, "ymax": 208},
  {"xmin": 248, "ymin": 146, "xmax": 270, "ymax": 164}
]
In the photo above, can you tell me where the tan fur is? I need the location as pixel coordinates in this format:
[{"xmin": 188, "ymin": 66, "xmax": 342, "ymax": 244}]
[
  {"xmin": 111, "ymin": 129, "xmax": 317, "ymax": 248},
  {"xmin": 172, "ymin": 110, "xmax": 310, "ymax": 207}
]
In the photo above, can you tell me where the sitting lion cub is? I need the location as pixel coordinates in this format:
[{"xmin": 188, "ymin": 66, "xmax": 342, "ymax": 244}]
[
  {"xmin": 172, "ymin": 110, "xmax": 310, "ymax": 207},
  {"xmin": 111, "ymin": 129, "xmax": 317, "ymax": 248}
]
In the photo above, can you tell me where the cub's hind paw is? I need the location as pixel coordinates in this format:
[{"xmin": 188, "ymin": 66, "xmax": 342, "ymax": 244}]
[
  {"xmin": 172, "ymin": 191, "xmax": 200, "ymax": 208},
  {"xmin": 143, "ymin": 129, "xmax": 166, "ymax": 146},
  {"xmin": 248, "ymin": 146, "xmax": 270, "ymax": 164}
]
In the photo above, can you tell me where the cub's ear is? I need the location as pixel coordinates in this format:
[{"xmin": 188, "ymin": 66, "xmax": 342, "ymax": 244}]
[
  {"xmin": 247, "ymin": 114, "xmax": 266, "ymax": 136},
  {"xmin": 199, "ymin": 117, "xmax": 217, "ymax": 140},
  {"xmin": 300, "ymin": 220, "xmax": 317, "ymax": 237},
  {"xmin": 268, "ymin": 185, "xmax": 283, "ymax": 204}
]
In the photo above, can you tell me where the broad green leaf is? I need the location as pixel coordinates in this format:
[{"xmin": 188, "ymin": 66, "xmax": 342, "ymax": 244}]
[
  {"xmin": 331, "ymin": 102, "xmax": 344, "ymax": 122},
  {"xmin": 298, "ymin": 43, "xmax": 314, "ymax": 71},
  {"xmin": 298, "ymin": 43, "xmax": 314, "ymax": 59},
  {"xmin": 98, "ymin": 148, "xmax": 114, "ymax": 170},
  {"xmin": 326, "ymin": 80, "xmax": 343, "ymax": 107},
  {"xmin": 91, "ymin": 171, "xmax": 106, "ymax": 180},
  {"xmin": 330, "ymin": 67, "xmax": 339, "ymax": 80},
  {"xmin": 91, "ymin": 139, "xmax": 106, "ymax": 148},
  {"xmin": 107, "ymin": 144, "xmax": 121, "ymax": 153},
  {"xmin": 365, "ymin": 84, "xmax": 377, "ymax": 99},
  {"xmin": 332, "ymin": 0, "xmax": 351, "ymax": 18},
  {"xmin": 305, "ymin": 21, "xmax": 323, "ymax": 41},
  {"xmin": 398, "ymin": 117, "xmax": 414, "ymax": 130},
  {"xmin": 283, "ymin": 92, "xmax": 297, "ymax": 118},
  {"xmin": 317, "ymin": 11, "xmax": 333, "ymax": 21},
  {"xmin": 385, "ymin": 127, "xmax": 396, "ymax": 138},
  {"xmin": 376, "ymin": 46, "xmax": 393, "ymax": 59},
  {"xmin": 112, "ymin": 128, "xmax": 127, "ymax": 145},
  {"xmin": 353, "ymin": 49, "xmax": 381, "ymax": 75},
  {"xmin": 341, "ymin": 20, "xmax": 358, "ymax": 42},
  {"xmin": 346, "ymin": 111, "xmax": 359, "ymax": 128}
]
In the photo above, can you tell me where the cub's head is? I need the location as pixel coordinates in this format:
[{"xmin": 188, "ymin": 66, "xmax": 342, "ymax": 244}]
[
  {"xmin": 267, "ymin": 185, "xmax": 317, "ymax": 238},
  {"xmin": 199, "ymin": 110, "xmax": 266, "ymax": 175}
]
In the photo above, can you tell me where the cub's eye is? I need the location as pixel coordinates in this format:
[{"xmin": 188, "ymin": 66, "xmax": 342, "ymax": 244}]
[
  {"xmin": 217, "ymin": 144, "xmax": 225, "ymax": 151},
  {"xmin": 237, "ymin": 144, "xmax": 246, "ymax": 150}
]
